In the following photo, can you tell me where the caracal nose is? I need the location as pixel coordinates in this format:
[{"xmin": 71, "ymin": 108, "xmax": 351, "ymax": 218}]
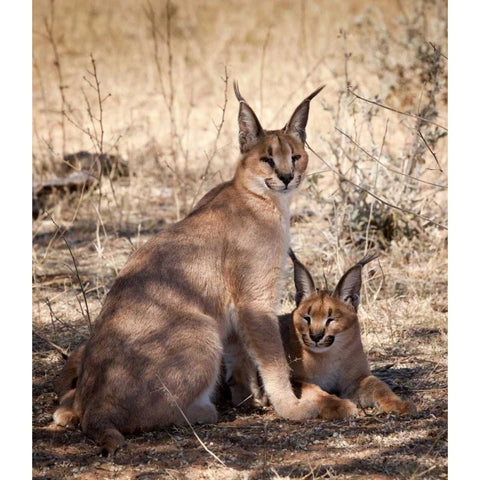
[
  {"xmin": 310, "ymin": 331, "xmax": 325, "ymax": 343},
  {"xmin": 278, "ymin": 172, "xmax": 294, "ymax": 187}
]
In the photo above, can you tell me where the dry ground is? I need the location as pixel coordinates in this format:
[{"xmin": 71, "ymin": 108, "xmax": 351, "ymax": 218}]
[{"xmin": 33, "ymin": 0, "xmax": 447, "ymax": 478}]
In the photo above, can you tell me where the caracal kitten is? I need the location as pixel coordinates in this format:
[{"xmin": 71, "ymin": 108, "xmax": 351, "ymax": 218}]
[
  {"xmin": 52, "ymin": 83, "xmax": 325, "ymax": 455},
  {"xmin": 227, "ymin": 251, "xmax": 416, "ymax": 420}
]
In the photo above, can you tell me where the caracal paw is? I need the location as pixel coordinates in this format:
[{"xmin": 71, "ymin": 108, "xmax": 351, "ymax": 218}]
[
  {"xmin": 382, "ymin": 398, "xmax": 417, "ymax": 416},
  {"xmin": 319, "ymin": 397, "xmax": 358, "ymax": 421}
]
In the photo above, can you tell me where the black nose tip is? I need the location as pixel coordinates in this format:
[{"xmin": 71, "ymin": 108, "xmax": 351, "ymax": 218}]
[
  {"xmin": 278, "ymin": 173, "xmax": 294, "ymax": 187},
  {"xmin": 310, "ymin": 331, "xmax": 324, "ymax": 343}
]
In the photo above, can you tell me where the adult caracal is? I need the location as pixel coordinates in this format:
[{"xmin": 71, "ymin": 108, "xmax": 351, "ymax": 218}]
[
  {"xmin": 53, "ymin": 83, "xmax": 325, "ymax": 455},
  {"xmin": 227, "ymin": 251, "xmax": 416, "ymax": 419}
]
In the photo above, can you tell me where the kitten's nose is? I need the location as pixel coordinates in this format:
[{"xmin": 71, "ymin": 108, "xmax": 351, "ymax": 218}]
[
  {"xmin": 310, "ymin": 331, "xmax": 324, "ymax": 343},
  {"xmin": 278, "ymin": 172, "xmax": 294, "ymax": 187}
]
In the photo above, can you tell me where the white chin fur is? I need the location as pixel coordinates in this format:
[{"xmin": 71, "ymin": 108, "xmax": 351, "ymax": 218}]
[
  {"xmin": 265, "ymin": 183, "xmax": 297, "ymax": 194},
  {"xmin": 306, "ymin": 344, "xmax": 331, "ymax": 353}
]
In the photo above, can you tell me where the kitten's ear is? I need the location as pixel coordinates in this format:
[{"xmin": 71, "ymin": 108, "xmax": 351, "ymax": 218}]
[
  {"xmin": 284, "ymin": 85, "xmax": 325, "ymax": 144},
  {"xmin": 289, "ymin": 249, "xmax": 316, "ymax": 306},
  {"xmin": 332, "ymin": 253, "xmax": 379, "ymax": 312},
  {"xmin": 234, "ymin": 81, "xmax": 264, "ymax": 153}
]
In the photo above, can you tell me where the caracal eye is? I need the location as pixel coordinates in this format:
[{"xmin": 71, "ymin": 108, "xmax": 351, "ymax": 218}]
[
  {"xmin": 303, "ymin": 315, "xmax": 311, "ymax": 326},
  {"xmin": 325, "ymin": 317, "xmax": 335, "ymax": 326},
  {"xmin": 292, "ymin": 154, "xmax": 301, "ymax": 164},
  {"xmin": 260, "ymin": 156, "xmax": 275, "ymax": 168}
]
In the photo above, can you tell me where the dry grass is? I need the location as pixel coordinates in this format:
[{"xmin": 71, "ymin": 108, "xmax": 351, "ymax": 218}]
[{"xmin": 32, "ymin": 0, "xmax": 447, "ymax": 478}]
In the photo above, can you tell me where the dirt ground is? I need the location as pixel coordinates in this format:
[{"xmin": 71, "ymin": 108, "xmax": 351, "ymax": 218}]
[
  {"xmin": 32, "ymin": 210, "xmax": 447, "ymax": 479},
  {"xmin": 33, "ymin": 305, "xmax": 447, "ymax": 480}
]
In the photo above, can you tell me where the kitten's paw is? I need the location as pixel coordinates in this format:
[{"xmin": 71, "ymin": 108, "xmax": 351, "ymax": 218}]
[
  {"xmin": 383, "ymin": 399, "xmax": 417, "ymax": 416},
  {"xmin": 274, "ymin": 397, "xmax": 319, "ymax": 421},
  {"xmin": 319, "ymin": 397, "xmax": 358, "ymax": 421},
  {"xmin": 52, "ymin": 406, "xmax": 79, "ymax": 428}
]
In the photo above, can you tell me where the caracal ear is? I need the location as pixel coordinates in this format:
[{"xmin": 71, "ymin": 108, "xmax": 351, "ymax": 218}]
[
  {"xmin": 332, "ymin": 252, "xmax": 379, "ymax": 312},
  {"xmin": 284, "ymin": 85, "xmax": 325, "ymax": 144},
  {"xmin": 288, "ymin": 249, "xmax": 316, "ymax": 306},
  {"xmin": 234, "ymin": 81, "xmax": 265, "ymax": 154}
]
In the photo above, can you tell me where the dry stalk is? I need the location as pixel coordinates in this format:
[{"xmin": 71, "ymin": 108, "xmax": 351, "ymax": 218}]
[
  {"xmin": 62, "ymin": 54, "xmax": 111, "ymax": 159},
  {"xmin": 189, "ymin": 66, "xmax": 229, "ymax": 210},
  {"xmin": 84, "ymin": 54, "xmax": 109, "ymax": 155},
  {"xmin": 335, "ymin": 127, "xmax": 446, "ymax": 189},
  {"xmin": 271, "ymin": 55, "xmax": 325, "ymax": 124},
  {"xmin": 305, "ymin": 142, "xmax": 447, "ymax": 230},
  {"xmin": 348, "ymin": 88, "xmax": 447, "ymax": 131},
  {"xmin": 156, "ymin": 376, "xmax": 227, "ymax": 467},
  {"xmin": 364, "ymin": 122, "xmax": 388, "ymax": 260},
  {"xmin": 259, "ymin": 27, "xmax": 271, "ymax": 118},
  {"xmin": 43, "ymin": 0, "xmax": 67, "ymax": 155},
  {"xmin": 61, "ymin": 54, "xmax": 124, "ymax": 238},
  {"xmin": 341, "ymin": 28, "xmax": 352, "ymax": 91},
  {"xmin": 45, "ymin": 297, "xmax": 83, "ymax": 335},
  {"xmin": 416, "ymin": 128, "xmax": 443, "ymax": 172},
  {"xmin": 299, "ymin": 0, "xmax": 309, "ymax": 69},
  {"xmin": 33, "ymin": 54, "xmax": 48, "ymax": 111},
  {"xmin": 145, "ymin": 0, "xmax": 188, "ymax": 217},
  {"xmin": 48, "ymin": 214, "xmax": 92, "ymax": 332},
  {"xmin": 32, "ymin": 329, "xmax": 69, "ymax": 359}
]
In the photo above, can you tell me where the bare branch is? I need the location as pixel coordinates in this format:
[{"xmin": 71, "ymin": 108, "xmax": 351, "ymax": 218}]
[
  {"xmin": 43, "ymin": 0, "xmax": 67, "ymax": 154},
  {"xmin": 156, "ymin": 376, "xmax": 227, "ymax": 467},
  {"xmin": 417, "ymin": 128, "xmax": 443, "ymax": 172},
  {"xmin": 259, "ymin": 26, "xmax": 271, "ymax": 117},
  {"xmin": 189, "ymin": 66, "xmax": 229, "ymax": 209},
  {"xmin": 271, "ymin": 55, "xmax": 325, "ymax": 123},
  {"xmin": 47, "ymin": 214, "xmax": 93, "ymax": 332},
  {"xmin": 32, "ymin": 329, "xmax": 69, "ymax": 359},
  {"xmin": 44, "ymin": 298, "xmax": 83, "ymax": 335},
  {"xmin": 335, "ymin": 127, "xmax": 446, "ymax": 187},
  {"xmin": 428, "ymin": 41, "xmax": 448, "ymax": 60},
  {"xmin": 305, "ymin": 142, "xmax": 447, "ymax": 230},
  {"xmin": 348, "ymin": 88, "xmax": 447, "ymax": 131}
]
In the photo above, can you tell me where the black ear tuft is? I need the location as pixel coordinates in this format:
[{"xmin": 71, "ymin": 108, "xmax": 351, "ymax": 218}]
[
  {"xmin": 332, "ymin": 252, "xmax": 379, "ymax": 311},
  {"xmin": 289, "ymin": 248, "xmax": 316, "ymax": 306},
  {"xmin": 284, "ymin": 85, "xmax": 325, "ymax": 144},
  {"xmin": 233, "ymin": 80, "xmax": 245, "ymax": 102},
  {"xmin": 233, "ymin": 81, "xmax": 264, "ymax": 153}
]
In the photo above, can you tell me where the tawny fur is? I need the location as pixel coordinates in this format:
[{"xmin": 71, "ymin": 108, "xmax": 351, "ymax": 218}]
[
  {"xmin": 52, "ymin": 84, "xmax": 325, "ymax": 455},
  {"xmin": 227, "ymin": 252, "xmax": 416, "ymax": 420}
]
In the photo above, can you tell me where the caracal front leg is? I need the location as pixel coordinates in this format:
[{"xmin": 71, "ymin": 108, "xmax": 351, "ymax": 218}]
[
  {"xmin": 237, "ymin": 307, "xmax": 319, "ymax": 421},
  {"xmin": 299, "ymin": 382, "xmax": 357, "ymax": 420},
  {"xmin": 354, "ymin": 375, "xmax": 416, "ymax": 416}
]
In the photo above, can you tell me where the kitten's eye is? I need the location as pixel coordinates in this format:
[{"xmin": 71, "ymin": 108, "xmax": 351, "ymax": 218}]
[
  {"xmin": 292, "ymin": 154, "xmax": 301, "ymax": 163},
  {"xmin": 325, "ymin": 318, "xmax": 335, "ymax": 326},
  {"xmin": 260, "ymin": 157, "xmax": 275, "ymax": 168},
  {"xmin": 303, "ymin": 315, "xmax": 311, "ymax": 325}
]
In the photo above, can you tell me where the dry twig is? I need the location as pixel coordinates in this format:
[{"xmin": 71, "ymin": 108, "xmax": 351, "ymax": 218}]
[
  {"xmin": 305, "ymin": 142, "xmax": 447, "ymax": 230},
  {"xmin": 156, "ymin": 376, "xmax": 227, "ymax": 467},
  {"xmin": 189, "ymin": 67, "xmax": 229, "ymax": 209},
  {"xmin": 32, "ymin": 329, "xmax": 69, "ymax": 359},
  {"xmin": 48, "ymin": 214, "xmax": 93, "ymax": 332},
  {"xmin": 335, "ymin": 127, "xmax": 446, "ymax": 188},
  {"xmin": 348, "ymin": 88, "xmax": 447, "ymax": 131}
]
